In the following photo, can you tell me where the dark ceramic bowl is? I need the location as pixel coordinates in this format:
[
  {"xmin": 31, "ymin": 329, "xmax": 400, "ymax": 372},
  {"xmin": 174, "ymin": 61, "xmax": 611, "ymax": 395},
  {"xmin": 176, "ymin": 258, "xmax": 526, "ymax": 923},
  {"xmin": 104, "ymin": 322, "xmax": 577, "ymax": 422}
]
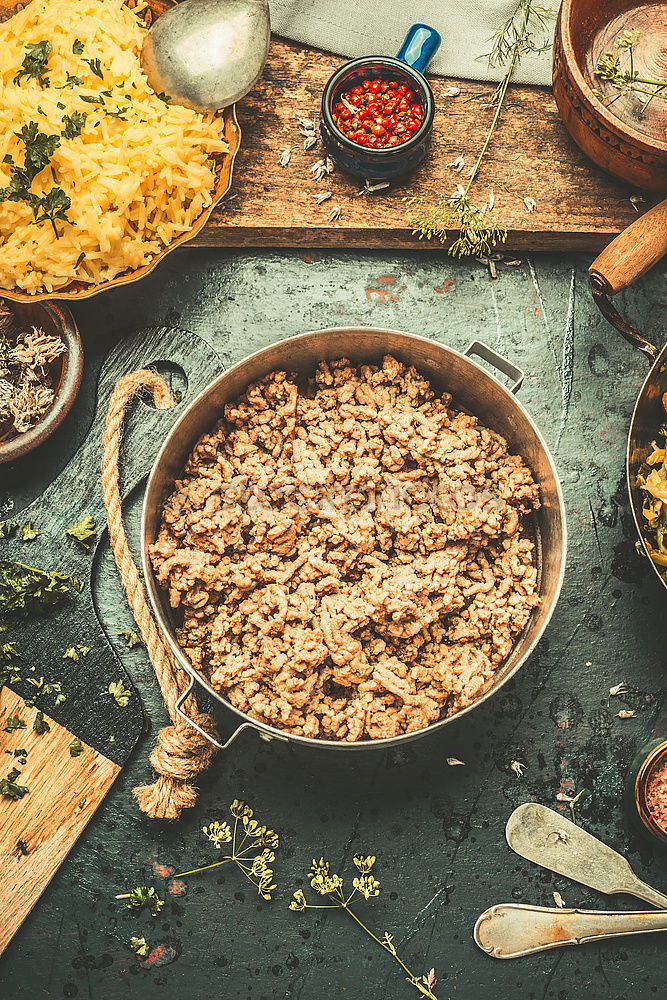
[
  {"xmin": 320, "ymin": 24, "xmax": 440, "ymax": 180},
  {"xmin": 0, "ymin": 301, "xmax": 83, "ymax": 464}
]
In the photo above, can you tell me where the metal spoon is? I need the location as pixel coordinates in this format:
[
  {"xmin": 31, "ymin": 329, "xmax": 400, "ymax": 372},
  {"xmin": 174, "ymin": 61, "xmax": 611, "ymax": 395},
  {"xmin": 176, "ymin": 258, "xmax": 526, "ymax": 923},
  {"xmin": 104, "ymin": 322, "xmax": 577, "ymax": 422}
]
[
  {"xmin": 506, "ymin": 802, "xmax": 667, "ymax": 909},
  {"xmin": 475, "ymin": 902, "xmax": 667, "ymax": 959},
  {"xmin": 141, "ymin": 0, "xmax": 270, "ymax": 111}
]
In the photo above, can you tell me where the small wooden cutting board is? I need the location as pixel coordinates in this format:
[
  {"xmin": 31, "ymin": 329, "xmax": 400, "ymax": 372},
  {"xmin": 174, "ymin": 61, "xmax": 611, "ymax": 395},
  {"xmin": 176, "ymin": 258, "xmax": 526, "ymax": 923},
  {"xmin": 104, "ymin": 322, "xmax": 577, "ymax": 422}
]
[{"xmin": 192, "ymin": 38, "xmax": 658, "ymax": 253}]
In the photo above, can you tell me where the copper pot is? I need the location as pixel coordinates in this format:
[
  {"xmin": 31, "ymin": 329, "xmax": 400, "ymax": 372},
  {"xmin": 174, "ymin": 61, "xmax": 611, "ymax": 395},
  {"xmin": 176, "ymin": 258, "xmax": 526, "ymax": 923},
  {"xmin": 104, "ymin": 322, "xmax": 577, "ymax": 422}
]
[{"xmin": 141, "ymin": 328, "xmax": 567, "ymax": 752}]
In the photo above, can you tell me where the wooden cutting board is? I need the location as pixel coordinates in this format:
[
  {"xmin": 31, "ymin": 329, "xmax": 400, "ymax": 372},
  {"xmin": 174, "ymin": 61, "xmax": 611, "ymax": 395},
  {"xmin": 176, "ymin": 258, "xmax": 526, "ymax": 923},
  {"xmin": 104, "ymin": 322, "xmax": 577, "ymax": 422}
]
[
  {"xmin": 191, "ymin": 38, "xmax": 659, "ymax": 254},
  {"xmin": 0, "ymin": 326, "xmax": 222, "ymax": 954}
]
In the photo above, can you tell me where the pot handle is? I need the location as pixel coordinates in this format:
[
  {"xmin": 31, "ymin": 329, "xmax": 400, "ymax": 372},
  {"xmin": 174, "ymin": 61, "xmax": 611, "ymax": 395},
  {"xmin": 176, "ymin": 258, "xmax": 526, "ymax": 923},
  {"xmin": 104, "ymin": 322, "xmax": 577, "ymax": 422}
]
[
  {"xmin": 175, "ymin": 676, "xmax": 257, "ymax": 751},
  {"xmin": 464, "ymin": 341, "xmax": 524, "ymax": 394},
  {"xmin": 588, "ymin": 199, "xmax": 667, "ymax": 363},
  {"xmin": 396, "ymin": 23, "xmax": 441, "ymax": 73}
]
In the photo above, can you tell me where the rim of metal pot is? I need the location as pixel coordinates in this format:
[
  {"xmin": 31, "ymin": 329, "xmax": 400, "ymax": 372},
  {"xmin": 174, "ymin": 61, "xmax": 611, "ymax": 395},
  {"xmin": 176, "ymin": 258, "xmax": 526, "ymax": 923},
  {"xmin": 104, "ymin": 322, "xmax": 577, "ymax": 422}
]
[{"xmin": 141, "ymin": 326, "xmax": 567, "ymax": 750}]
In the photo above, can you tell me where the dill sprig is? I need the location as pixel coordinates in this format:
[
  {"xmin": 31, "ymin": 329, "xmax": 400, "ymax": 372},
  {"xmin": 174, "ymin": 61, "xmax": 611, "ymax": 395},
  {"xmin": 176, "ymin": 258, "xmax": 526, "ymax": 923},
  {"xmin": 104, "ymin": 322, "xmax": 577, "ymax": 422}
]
[
  {"xmin": 290, "ymin": 856, "xmax": 438, "ymax": 1000},
  {"xmin": 594, "ymin": 31, "xmax": 667, "ymax": 110},
  {"xmin": 407, "ymin": 0, "xmax": 553, "ymax": 257}
]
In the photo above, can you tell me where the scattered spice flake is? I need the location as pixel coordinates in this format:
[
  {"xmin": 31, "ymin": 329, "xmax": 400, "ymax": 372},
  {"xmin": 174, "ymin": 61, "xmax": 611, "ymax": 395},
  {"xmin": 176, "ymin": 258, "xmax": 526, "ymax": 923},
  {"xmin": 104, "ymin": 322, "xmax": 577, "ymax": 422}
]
[
  {"xmin": 4, "ymin": 714, "xmax": 26, "ymax": 732},
  {"xmin": 21, "ymin": 523, "xmax": 40, "ymax": 541},
  {"xmin": 447, "ymin": 155, "xmax": 465, "ymax": 172},
  {"xmin": 309, "ymin": 157, "xmax": 334, "ymax": 181},
  {"xmin": 69, "ymin": 737, "xmax": 83, "ymax": 757},
  {"xmin": 63, "ymin": 645, "xmax": 90, "ymax": 660},
  {"xmin": 327, "ymin": 204, "xmax": 342, "ymax": 222},
  {"xmin": 130, "ymin": 936, "xmax": 149, "ymax": 957},
  {"xmin": 278, "ymin": 148, "xmax": 292, "ymax": 167},
  {"xmin": 0, "ymin": 521, "xmax": 18, "ymax": 539},
  {"xmin": 356, "ymin": 179, "xmax": 390, "ymax": 196},
  {"xmin": 0, "ymin": 768, "xmax": 29, "ymax": 799},
  {"xmin": 553, "ymin": 891, "xmax": 566, "ymax": 908},
  {"xmin": 510, "ymin": 759, "xmax": 525, "ymax": 777},
  {"xmin": 312, "ymin": 191, "xmax": 332, "ymax": 204},
  {"xmin": 65, "ymin": 514, "xmax": 96, "ymax": 551},
  {"xmin": 523, "ymin": 196, "xmax": 537, "ymax": 213},
  {"xmin": 445, "ymin": 757, "xmax": 465, "ymax": 766},
  {"xmin": 118, "ymin": 628, "xmax": 142, "ymax": 648},
  {"xmin": 33, "ymin": 710, "xmax": 50, "ymax": 734},
  {"xmin": 108, "ymin": 679, "xmax": 131, "ymax": 707},
  {"xmin": 617, "ymin": 709, "xmax": 636, "ymax": 718},
  {"xmin": 609, "ymin": 681, "xmax": 628, "ymax": 696}
]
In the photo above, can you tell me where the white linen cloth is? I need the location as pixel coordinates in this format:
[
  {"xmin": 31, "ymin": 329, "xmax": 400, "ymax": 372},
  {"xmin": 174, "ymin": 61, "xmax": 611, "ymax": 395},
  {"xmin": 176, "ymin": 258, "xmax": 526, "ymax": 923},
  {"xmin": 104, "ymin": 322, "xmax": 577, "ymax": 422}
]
[{"xmin": 269, "ymin": 0, "xmax": 553, "ymax": 85}]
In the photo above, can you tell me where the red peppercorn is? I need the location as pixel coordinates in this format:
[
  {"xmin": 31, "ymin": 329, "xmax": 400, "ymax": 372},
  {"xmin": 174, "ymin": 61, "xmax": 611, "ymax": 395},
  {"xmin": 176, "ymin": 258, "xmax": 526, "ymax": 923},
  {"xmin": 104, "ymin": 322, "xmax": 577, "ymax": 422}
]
[{"xmin": 334, "ymin": 77, "xmax": 424, "ymax": 148}]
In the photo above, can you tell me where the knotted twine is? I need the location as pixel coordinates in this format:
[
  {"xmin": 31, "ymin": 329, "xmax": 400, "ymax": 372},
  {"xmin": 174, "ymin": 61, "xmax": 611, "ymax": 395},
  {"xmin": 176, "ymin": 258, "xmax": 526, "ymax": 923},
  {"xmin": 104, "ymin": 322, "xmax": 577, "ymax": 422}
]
[{"xmin": 101, "ymin": 369, "xmax": 219, "ymax": 819}]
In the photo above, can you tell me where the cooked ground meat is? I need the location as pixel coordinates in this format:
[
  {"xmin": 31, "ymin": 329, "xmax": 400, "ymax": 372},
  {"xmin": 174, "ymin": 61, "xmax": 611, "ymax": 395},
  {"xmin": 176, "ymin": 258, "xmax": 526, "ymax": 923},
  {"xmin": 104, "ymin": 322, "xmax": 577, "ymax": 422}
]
[{"xmin": 151, "ymin": 355, "xmax": 540, "ymax": 741}]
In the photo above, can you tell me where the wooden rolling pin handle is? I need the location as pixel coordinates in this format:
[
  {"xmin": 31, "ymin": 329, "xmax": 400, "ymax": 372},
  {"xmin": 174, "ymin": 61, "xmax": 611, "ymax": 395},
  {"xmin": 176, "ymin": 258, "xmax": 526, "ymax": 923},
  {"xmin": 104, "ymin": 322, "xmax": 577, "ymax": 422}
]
[{"xmin": 589, "ymin": 198, "xmax": 667, "ymax": 296}]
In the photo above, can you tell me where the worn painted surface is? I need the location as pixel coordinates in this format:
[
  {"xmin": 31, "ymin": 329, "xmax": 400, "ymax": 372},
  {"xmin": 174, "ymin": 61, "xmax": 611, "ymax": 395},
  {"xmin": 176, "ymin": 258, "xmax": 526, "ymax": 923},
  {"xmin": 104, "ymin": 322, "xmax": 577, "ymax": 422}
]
[{"xmin": 0, "ymin": 248, "xmax": 666, "ymax": 1000}]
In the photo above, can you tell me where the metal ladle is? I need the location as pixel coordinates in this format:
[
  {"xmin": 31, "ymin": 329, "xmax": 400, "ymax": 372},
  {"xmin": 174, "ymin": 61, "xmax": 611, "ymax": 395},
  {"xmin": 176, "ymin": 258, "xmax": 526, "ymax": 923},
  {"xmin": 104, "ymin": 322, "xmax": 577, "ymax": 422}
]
[{"xmin": 141, "ymin": 0, "xmax": 270, "ymax": 112}]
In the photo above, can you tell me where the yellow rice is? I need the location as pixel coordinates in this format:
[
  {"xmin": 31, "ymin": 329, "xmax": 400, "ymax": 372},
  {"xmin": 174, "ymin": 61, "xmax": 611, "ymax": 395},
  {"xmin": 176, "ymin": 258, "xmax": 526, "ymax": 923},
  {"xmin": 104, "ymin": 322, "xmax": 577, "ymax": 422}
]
[{"xmin": 0, "ymin": 0, "xmax": 228, "ymax": 294}]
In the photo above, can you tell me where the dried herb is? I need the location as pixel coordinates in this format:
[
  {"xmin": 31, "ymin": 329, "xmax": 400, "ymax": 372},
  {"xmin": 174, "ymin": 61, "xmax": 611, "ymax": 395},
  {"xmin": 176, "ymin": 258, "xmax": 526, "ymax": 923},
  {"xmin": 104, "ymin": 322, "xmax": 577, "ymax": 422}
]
[
  {"xmin": 33, "ymin": 711, "xmax": 50, "ymax": 734},
  {"xmin": 290, "ymin": 856, "xmax": 438, "ymax": 999},
  {"xmin": 407, "ymin": 1, "xmax": 552, "ymax": 256},
  {"xmin": 170, "ymin": 800, "xmax": 279, "ymax": 900},
  {"xmin": 66, "ymin": 514, "xmax": 96, "ymax": 551},
  {"xmin": 61, "ymin": 111, "xmax": 87, "ymax": 139},
  {"xmin": 130, "ymin": 936, "xmax": 149, "ymax": 957},
  {"xmin": 115, "ymin": 885, "xmax": 164, "ymax": 916},
  {"xmin": 0, "ymin": 304, "xmax": 67, "ymax": 438},
  {"xmin": 13, "ymin": 40, "xmax": 52, "ymax": 88},
  {"xmin": 4, "ymin": 714, "xmax": 26, "ymax": 732},
  {"xmin": 0, "ymin": 768, "xmax": 29, "ymax": 799},
  {"xmin": 108, "ymin": 679, "xmax": 131, "ymax": 707},
  {"xmin": 21, "ymin": 522, "xmax": 41, "ymax": 541},
  {"xmin": 0, "ymin": 642, "xmax": 21, "ymax": 686},
  {"xmin": 63, "ymin": 645, "xmax": 90, "ymax": 660},
  {"xmin": 0, "ymin": 562, "xmax": 81, "ymax": 622},
  {"xmin": 69, "ymin": 737, "xmax": 83, "ymax": 757},
  {"xmin": 0, "ymin": 521, "xmax": 18, "ymax": 539},
  {"xmin": 118, "ymin": 628, "xmax": 142, "ymax": 648}
]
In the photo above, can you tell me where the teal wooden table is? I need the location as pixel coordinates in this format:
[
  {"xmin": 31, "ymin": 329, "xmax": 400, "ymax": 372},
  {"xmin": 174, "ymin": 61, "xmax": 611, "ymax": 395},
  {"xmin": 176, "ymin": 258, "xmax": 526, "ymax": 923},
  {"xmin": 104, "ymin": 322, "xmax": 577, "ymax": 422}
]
[{"xmin": 1, "ymin": 248, "xmax": 665, "ymax": 1000}]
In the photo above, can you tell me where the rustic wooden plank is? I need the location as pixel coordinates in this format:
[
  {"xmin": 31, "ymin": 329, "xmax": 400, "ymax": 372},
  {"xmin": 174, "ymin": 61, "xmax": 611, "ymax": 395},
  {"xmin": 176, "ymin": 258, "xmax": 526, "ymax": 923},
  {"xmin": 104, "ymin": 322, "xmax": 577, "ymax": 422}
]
[
  {"xmin": 0, "ymin": 689, "xmax": 121, "ymax": 955},
  {"xmin": 191, "ymin": 38, "xmax": 658, "ymax": 253}
]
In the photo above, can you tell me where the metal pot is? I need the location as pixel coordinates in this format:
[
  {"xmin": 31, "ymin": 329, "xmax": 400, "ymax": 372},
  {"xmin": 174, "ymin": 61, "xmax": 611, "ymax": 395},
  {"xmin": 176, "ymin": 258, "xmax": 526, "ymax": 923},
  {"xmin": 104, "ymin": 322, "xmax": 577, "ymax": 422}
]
[{"xmin": 141, "ymin": 328, "xmax": 567, "ymax": 752}]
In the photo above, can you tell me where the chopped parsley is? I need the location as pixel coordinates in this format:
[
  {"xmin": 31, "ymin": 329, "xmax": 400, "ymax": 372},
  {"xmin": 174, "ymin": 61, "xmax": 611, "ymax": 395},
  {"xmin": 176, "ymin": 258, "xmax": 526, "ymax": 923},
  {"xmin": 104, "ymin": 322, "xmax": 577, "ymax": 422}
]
[
  {"xmin": 0, "ymin": 562, "xmax": 82, "ymax": 621},
  {"xmin": 57, "ymin": 73, "xmax": 85, "ymax": 89},
  {"xmin": 83, "ymin": 57, "xmax": 103, "ymax": 79},
  {"xmin": 69, "ymin": 737, "xmax": 83, "ymax": 757},
  {"xmin": 0, "ymin": 521, "xmax": 18, "ymax": 539},
  {"xmin": 79, "ymin": 94, "xmax": 105, "ymax": 105},
  {"xmin": 13, "ymin": 40, "xmax": 52, "ymax": 88},
  {"xmin": 66, "ymin": 514, "xmax": 96, "ymax": 551},
  {"xmin": 4, "ymin": 715, "xmax": 26, "ymax": 733},
  {"xmin": 33, "ymin": 711, "xmax": 50, "ymax": 734},
  {"xmin": 31, "ymin": 187, "xmax": 73, "ymax": 238},
  {"xmin": 0, "ymin": 768, "xmax": 29, "ymax": 799},
  {"xmin": 61, "ymin": 111, "xmax": 87, "ymax": 140},
  {"xmin": 16, "ymin": 840, "xmax": 29, "ymax": 855},
  {"xmin": 108, "ymin": 679, "xmax": 131, "ymax": 707},
  {"xmin": 63, "ymin": 645, "xmax": 90, "ymax": 660},
  {"xmin": 72, "ymin": 39, "xmax": 84, "ymax": 55},
  {"xmin": 21, "ymin": 522, "xmax": 40, "ymax": 541},
  {"xmin": 118, "ymin": 628, "xmax": 142, "ymax": 649}
]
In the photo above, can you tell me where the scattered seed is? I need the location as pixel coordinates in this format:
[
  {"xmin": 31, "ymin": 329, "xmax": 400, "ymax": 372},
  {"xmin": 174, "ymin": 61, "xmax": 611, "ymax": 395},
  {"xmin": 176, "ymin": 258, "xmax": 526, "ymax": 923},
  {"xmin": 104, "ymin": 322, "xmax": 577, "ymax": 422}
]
[
  {"xmin": 488, "ymin": 189, "xmax": 495, "ymax": 210},
  {"xmin": 442, "ymin": 86, "xmax": 461, "ymax": 97},
  {"xmin": 303, "ymin": 134, "xmax": 318, "ymax": 151},
  {"xmin": 504, "ymin": 259, "xmax": 522, "ymax": 266},
  {"xmin": 523, "ymin": 196, "xmax": 537, "ymax": 213},
  {"xmin": 445, "ymin": 757, "xmax": 465, "ymax": 766},
  {"xmin": 617, "ymin": 709, "xmax": 636, "ymax": 718},
  {"xmin": 278, "ymin": 148, "xmax": 292, "ymax": 167},
  {"xmin": 312, "ymin": 191, "xmax": 332, "ymax": 204},
  {"xmin": 310, "ymin": 157, "xmax": 334, "ymax": 181},
  {"xmin": 510, "ymin": 759, "xmax": 525, "ymax": 777},
  {"xmin": 553, "ymin": 891, "xmax": 566, "ymax": 908},
  {"xmin": 447, "ymin": 155, "xmax": 465, "ymax": 172},
  {"xmin": 356, "ymin": 179, "xmax": 390, "ymax": 196},
  {"xmin": 327, "ymin": 204, "xmax": 342, "ymax": 222},
  {"xmin": 609, "ymin": 682, "xmax": 627, "ymax": 697}
]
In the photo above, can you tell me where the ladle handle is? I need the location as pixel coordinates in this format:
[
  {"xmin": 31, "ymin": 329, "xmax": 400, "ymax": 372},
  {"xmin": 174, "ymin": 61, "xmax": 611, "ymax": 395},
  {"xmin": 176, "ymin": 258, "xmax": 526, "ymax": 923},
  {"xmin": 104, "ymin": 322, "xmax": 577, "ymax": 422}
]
[
  {"xmin": 475, "ymin": 903, "xmax": 667, "ymax": 959},
  {"xmin": 588, "ymin": 199, "xmax": 667, "ymax": 362}
]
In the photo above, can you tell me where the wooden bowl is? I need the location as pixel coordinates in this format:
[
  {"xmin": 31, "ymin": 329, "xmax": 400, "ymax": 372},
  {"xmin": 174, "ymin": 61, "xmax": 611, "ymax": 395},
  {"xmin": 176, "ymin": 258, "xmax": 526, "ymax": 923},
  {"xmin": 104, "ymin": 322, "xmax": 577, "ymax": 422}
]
[
  {"xmin": 553, "ymin": 0, "xmax": 667, "ymax": 191},
  {"xmin": 0, "ymin": 0, "xmax": 241, "ymax": 302},
  {"xmin": 0, "ymin": 301, "xmax": 82, "ymax": 464}
]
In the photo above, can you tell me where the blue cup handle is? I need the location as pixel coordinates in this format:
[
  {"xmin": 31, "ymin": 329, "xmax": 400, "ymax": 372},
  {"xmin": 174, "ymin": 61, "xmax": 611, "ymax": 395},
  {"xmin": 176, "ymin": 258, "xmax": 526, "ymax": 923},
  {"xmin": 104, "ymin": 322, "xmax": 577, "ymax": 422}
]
[{"xmin": 396, "ymin": 23, "xmax": 441, "ymax": 74}]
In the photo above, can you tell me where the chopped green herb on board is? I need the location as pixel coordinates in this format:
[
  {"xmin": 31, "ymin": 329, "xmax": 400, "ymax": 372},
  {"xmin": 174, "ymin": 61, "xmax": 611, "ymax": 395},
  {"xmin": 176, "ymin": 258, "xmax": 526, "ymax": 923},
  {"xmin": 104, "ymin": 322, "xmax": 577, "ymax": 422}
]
[
  {"xmin": 63, "ymin": 645, "xmax": 90, "ymax": 660},
  {"xmin": 118, "ymin": 628, "xmax": 142, "ymax": 648},
  {"xmin": 130, "ymin": 936, "xmax": 149, "ymax": 957},
  {"xmin": 33, "ymin": 711, "xmax": 50, "ymax": 734},
  {"xmin": 0, "ymin": 769, "xmax": 30, "ymax": 799},
  {"xmin": 13, "ymin": 40, "xmax": 52, "ymax": 88},
  {"xmin": 69, "ymin": 737, "xmax": 83, "ymax": 757},
  {"xmin": 4, "ymin": 715, "xmax": 26, "ymax": 733},
  {"xmin": 108, "ymin": 680, "xmax": 131, "ymax": 707},
  {"xmin": 0, "ymin": 521, "xmax": 18, "ymax": 539},
  {"xmin": 21, "ymin": 522, "xmax": 41, "ymax": 541},
  {"xmin": 66, "ymin": 514, "xmax": 97, "ymax": 550}
]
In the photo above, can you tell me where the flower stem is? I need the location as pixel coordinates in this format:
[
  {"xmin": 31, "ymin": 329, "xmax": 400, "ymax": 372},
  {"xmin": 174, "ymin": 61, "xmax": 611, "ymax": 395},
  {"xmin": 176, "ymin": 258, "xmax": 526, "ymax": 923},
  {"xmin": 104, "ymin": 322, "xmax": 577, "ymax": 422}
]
[
  {"xmin": 172, "ymin": 857, "xmax": 233, "ymax": 878},
  {"xmin": 341, "ymin": 904, "xmax": 437, "ymax": 1000}
]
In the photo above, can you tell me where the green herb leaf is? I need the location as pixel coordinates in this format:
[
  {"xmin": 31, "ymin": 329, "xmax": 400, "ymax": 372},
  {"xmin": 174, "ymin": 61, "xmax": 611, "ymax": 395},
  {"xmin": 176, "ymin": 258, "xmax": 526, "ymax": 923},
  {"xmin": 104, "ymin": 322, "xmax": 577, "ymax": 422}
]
[
  {"xmin": 13, "ymin": 40, "xmax": 52, "ymax": 88},
  {"xmin": 57, "ymin": 73, "xmax": 85, "ymax": 89},
  {"xmin": 121, "ymin": 886, "xmax": 164, "ymax": 916},
  {"xmin": 108, "ymin": 679, "xmax": 131, "ymax": 707},
  {"xmin": 33, "ymin": 710, "xmax": 50, "ymax": 735},
  {"xmin": 31, "ymin": 186, "xmax": 73, "ymax": 238},
  {"xmin": 4, "ymin": 715, "xmax": 26, "ymax": 733},
  {"xmin": 72, "ymin": 39, "xmax": 84, "ymax": 55},
  {"xmin": 61, "ymin": 110, "xmax": 87, "ymax": 140},
  {"xmin": 63, "ymin": 645, "xmax": 90, "ymax": 660},
  {"xmin": 69, "ymin": 737, "xmax": 83, "ymax": 757},
  {"xmin": 79, "ymin": 94, "xmax": 105, "ymax": 105},
  {"xmin": 21, "ymin": 522, "xmax": 41, "ymax": 541},
  {"xmin": 0, "ymin": 771, "xmax": 30, "ymax": 799},
  {"xmin": 83, "ymin": 57, "xmax": 103, "ymax": 79},
  {"xmin": 0, "ymin": 562, "xmax": 80, "ymax": 622},
  {"xmin": 118, "ymin": 628, "xmax": 142, "ymax": 649},
  {"xmin": 66, "ymin": 514, "xmax": 96, "ymax": 550},
  {"xmin": 129, "ymin": 936, "xmax": 149, "ymax": 957},
  {"xmin": 74, "ymin": 251, "xmax": 86, "ymax": 268}
]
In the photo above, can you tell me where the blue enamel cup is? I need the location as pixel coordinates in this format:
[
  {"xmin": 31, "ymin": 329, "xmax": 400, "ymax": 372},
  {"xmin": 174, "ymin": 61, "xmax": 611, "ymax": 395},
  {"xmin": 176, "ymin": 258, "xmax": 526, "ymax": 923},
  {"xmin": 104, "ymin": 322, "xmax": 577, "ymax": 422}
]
[{"xmin": 319, "ymin": 23, "xmax": 441, "ymax": 181}]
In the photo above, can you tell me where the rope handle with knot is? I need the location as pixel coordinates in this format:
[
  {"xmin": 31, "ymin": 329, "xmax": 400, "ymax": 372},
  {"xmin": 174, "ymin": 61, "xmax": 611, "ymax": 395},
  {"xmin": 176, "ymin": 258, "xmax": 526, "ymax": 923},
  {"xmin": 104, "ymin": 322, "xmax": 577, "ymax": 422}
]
[{"xmin": 101, "ymin": 369, "xmax": 219, "ymax": 820}]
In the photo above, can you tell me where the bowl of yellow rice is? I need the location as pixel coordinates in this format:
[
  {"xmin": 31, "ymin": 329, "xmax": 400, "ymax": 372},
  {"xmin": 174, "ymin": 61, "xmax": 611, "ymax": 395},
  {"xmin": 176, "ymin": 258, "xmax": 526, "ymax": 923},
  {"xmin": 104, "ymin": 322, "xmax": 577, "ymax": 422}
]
[{"xmin": 0, "ymin": 0, "xmax": 241, "ymax": 299}]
